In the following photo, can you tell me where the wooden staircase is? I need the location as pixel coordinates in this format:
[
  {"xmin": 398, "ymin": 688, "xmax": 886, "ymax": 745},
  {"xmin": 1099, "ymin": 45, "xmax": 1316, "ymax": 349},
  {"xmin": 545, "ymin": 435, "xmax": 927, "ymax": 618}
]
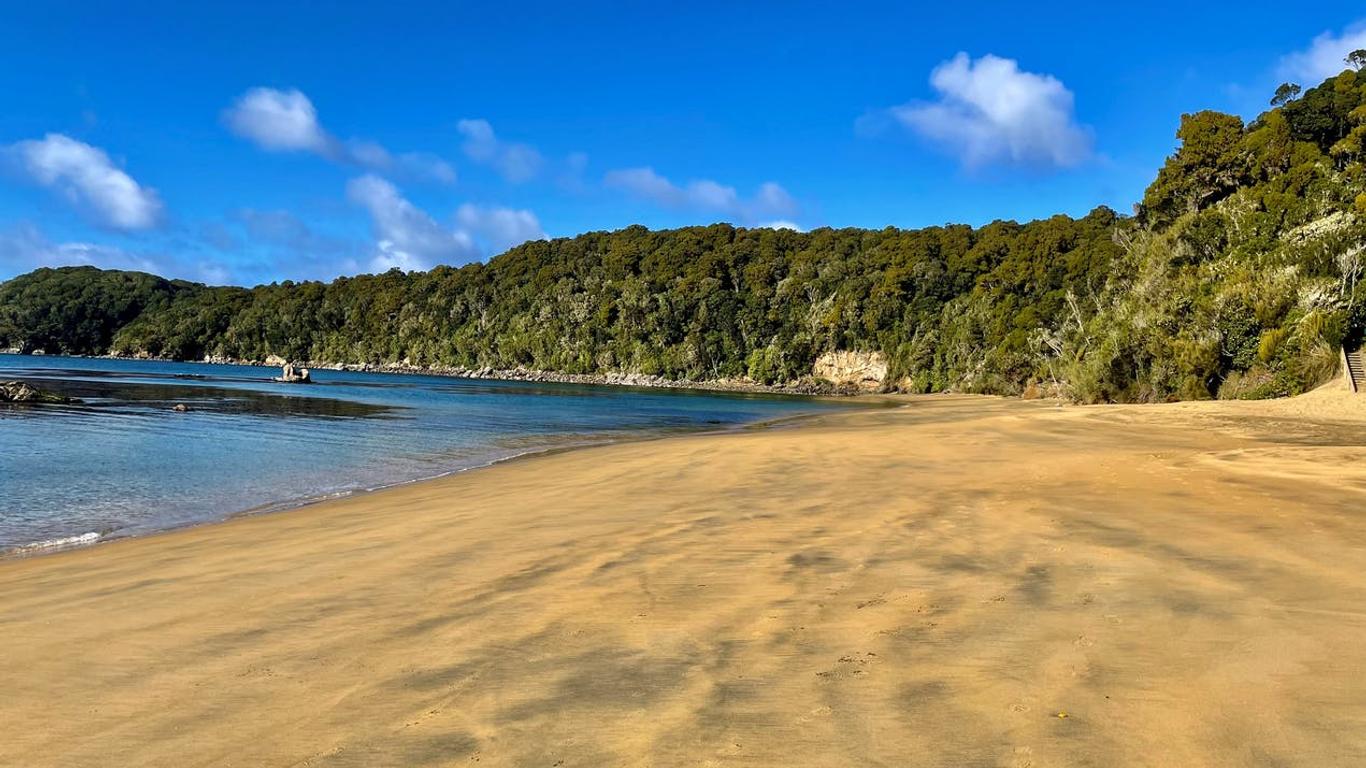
[{"xmin": 1347, "ymin": 347, "xmax": 1365, "ymax": 394}]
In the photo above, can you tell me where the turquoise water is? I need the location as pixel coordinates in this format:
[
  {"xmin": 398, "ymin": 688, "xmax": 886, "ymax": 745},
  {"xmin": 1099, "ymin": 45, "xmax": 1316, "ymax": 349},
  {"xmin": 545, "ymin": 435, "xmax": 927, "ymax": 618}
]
[{"xmin": 0, "ymin": 355, "xmax": 843, "ymax": 552}]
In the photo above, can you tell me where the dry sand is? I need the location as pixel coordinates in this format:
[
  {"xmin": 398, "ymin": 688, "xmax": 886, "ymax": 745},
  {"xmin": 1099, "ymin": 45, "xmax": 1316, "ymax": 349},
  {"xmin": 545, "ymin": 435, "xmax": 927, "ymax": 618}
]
[{"xmin": 4, "ymin": 387, "xmax": 1366, "ymax": 767}]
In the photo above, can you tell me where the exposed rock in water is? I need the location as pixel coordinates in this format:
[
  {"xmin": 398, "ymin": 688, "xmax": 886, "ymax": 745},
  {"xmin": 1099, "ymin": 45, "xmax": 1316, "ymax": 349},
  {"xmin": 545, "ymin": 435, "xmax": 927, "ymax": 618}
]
[
  {"xmin": 812, "ymin": 350, "xmax": 888, "ymax": 392},
  {"xmin": 1, "ymin": 381, "xmax": 79, "ymax": 404},
  {"xmin": 172, "ymin": 403, "xmax": 190, "ymax": 412},
  {"xmin": 272, "ymin": 362, "xmax": 313, "ymax": 384}
]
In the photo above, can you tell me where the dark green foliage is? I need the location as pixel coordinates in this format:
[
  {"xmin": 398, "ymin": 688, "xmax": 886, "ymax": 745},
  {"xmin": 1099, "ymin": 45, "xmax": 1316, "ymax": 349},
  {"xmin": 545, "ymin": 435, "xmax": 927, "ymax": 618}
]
[
  {"xmin": 1271, "ymin": 83, "xmax": 1301, "ymax": 107},
  {"xmin": 0, "ymin": 217, "xmax": 1122, "ymax": 393},
  {"xmin": 1063, "ymin": 67, "xmax": 1366, "ymax": 402},
  {"xmin": 0, "ymin": 267, "xmax": 197, "ymax": 354},
  {"xmin": 1280, "ymin": 70, "xmax": 1363, "ymax": 150},
  {"xmin": 1140, "ymin": 111, "xmax": 1250, "ymax": 228}
]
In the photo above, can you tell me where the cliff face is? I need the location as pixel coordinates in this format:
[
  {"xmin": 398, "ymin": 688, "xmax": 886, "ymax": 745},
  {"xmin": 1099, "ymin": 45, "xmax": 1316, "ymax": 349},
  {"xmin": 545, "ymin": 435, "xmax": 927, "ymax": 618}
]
[{"xmin": 812, "ymin": 350, "xmax": 887, "ymax": 392}]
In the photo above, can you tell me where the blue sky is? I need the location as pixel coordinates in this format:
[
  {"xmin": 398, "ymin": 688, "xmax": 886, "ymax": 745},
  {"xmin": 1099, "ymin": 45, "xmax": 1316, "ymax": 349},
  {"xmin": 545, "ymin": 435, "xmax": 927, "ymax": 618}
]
[{"xmin": 1, "ymin": 2, "xmax": 1364, "ymax": 285}]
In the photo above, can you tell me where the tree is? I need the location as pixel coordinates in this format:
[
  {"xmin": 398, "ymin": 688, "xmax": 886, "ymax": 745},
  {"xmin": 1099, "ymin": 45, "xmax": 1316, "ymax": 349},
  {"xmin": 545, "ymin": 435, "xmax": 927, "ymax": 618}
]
[
  {"xmin": 1140, "ymin": 111, "xmax": 1249, "ymax": 227},
  {"xmin": 1348, "ymin": 49, "xmax": 1366, "ymax": 71},
  {"xmin": 1271, "ymin": 82, "xmax": 1301, "ymax": 106}
]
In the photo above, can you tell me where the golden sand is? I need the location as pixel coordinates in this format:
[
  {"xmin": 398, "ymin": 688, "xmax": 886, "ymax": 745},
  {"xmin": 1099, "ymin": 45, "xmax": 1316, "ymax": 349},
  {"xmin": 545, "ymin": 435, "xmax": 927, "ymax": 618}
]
[{"xmin": 3, "ymin": 391, "xmax": 1366, "ymax": 766}]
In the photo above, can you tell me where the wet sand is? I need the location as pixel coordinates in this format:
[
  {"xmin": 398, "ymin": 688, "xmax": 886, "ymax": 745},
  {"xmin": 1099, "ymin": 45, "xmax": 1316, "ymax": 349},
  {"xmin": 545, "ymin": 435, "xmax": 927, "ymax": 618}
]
[{"xmin": 4, "ymin": 390, "xmax": 1366, "ymax": 766}]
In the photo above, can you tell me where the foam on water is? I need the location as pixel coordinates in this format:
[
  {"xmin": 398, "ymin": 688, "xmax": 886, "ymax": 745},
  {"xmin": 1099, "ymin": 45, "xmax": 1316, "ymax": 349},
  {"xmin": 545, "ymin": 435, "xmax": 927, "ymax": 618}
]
[{"xmin": 6, "ymin": 531, "xmax": 101, "ymax": 555}]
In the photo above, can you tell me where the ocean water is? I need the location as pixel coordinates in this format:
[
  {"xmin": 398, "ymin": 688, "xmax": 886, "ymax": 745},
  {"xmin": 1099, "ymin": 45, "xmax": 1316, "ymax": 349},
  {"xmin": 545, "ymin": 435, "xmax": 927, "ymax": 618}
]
[{"xmin": 0, "ymin": 355, "xmax": 846, "ymax": 552}]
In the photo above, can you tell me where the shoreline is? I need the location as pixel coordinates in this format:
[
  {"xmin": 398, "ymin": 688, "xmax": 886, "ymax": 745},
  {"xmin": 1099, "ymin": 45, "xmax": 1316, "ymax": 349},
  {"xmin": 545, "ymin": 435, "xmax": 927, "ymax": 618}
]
[
  {"xmin": 4, "ymin": 350, "xmax": 863, "ymax": 396},
  {"xmin": 1, "ymin": 395, "xmax": 888, "ymax": 561}
]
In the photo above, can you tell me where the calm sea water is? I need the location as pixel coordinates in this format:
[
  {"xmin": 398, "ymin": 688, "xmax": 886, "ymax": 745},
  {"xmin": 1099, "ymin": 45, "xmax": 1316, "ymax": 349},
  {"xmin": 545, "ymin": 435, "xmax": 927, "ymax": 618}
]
[{"xmin": 0, "ymin": 355, "xmax": 844, "ymax": 552}]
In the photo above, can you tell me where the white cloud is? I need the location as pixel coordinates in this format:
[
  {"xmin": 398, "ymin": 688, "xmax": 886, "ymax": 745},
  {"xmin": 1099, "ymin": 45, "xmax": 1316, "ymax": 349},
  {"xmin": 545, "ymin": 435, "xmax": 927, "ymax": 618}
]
[
  {"xmin": 344, "ymin": 138, "xmax": 390, "ymax": 168},
  {"xmin": 886, "ymin": 53, "xmax": 1091, "ymax": 169},
  {"xmin": 754, "ymin": 182, "xmax": 797, "ymax": 218},
  {"xmin": 225, "ymin": 87, "xmax": 455, "ymax": 183},
  {"xmin": 457, "ymin": 119, "xmax": 543, "ymax": 182},
  {"xmin": 604, "ymin": 167, "xmax": 678, "ymax": 202},
  {"xmin": 1279, "ymin": 21, "xmax": 1366, "ymax": 84},
  {"xmin": 4, "ymin": 134, "xmax": 163, "ymax": 230},
  {"xmin": 397, "ymin": 153, "xmax": 457, "ymax": 185},
  {"xmin": 224, "ymin": 87, "xmax": 331, "ymax": 153},
  {"xmin": 197, "ymin": 262, "xmax": 232, "ymax": 285},
  {"xmin": 603, "ymin": 166, "xmax": 798, "ymax": 223},
  {"xmin": 758, "ymin": 220, "xmax": 803, "ymax": 231},
  {"xmin": 455, "ymin": 204, "xmax": 547, "ymax": 254},
  {"xmin": 346, "ymin": 140, "xmax": 456, "ymax": 185},
  {"xmin": 347, "ymin": 175, "xmax": 478, "ymax": 272},
  {"xmin": 346, "ymin": 175, "xmax": 549, "ymax": 271}
]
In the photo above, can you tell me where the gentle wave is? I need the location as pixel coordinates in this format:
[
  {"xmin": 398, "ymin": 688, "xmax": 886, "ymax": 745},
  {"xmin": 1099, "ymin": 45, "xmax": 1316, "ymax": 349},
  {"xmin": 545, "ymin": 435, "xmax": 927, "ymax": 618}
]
[{"xmin": 6, "ymin": 531, "xmax": 102, "ymax": 555}]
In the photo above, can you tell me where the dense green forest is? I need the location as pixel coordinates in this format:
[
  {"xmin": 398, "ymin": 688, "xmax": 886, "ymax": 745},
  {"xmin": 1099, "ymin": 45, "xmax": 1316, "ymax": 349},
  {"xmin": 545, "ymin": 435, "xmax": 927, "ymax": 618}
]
[{"xmin": 4, "ymin": 65, "xmax": 1366, "ymax": 401}]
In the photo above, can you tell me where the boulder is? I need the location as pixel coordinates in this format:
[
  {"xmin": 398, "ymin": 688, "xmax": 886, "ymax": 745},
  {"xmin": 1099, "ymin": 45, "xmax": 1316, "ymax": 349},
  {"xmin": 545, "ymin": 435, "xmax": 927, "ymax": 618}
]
[
  {"xmin": 272, "ymin": 363, "xmax": 313, "ymax": 384},
  {"xmin": 1, "ymin": 381, "xmax": 78, "ymax": 404}
]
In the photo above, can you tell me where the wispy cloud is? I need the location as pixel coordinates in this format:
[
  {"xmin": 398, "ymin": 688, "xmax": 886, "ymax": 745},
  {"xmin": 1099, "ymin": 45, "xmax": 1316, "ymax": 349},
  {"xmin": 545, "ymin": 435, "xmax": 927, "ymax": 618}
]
[
  {"xmin": 3, "ymin": 134, "xmax": 163, "ymax": 230},
  {"xmin": 346, "ymin": 175, "xmax": 478, "ymax": 271},
  {"xmin": 876, "ymin": 53, "xmax": 1092, "ymax": 170},
  {"xmin": 558, "ymin": 151, "xmax": 591, "ymax": 192},
  {"xmin": 455, "ymin": 204, "xmax": 546, "ymax": 254},
  {"xmin": 225, "ymin": 87, "xmax": 455, "ymax": 184},
  {"xmin": 0, "ymin": 223, "xmax": 227, "ymax": 283},
  {"xmin": 346, "ymin": 175, "xmax": 544, "ymax": 272},
  {"xmin": 457, "ymin": 119, "xmax": 543, "ymax": 183},
  {"xmin": 235, "ymin": 208, "xmax": 358, "ymax": 259},
  {"xmin": 603, "ymin": 166, "xmax": 798, "ymax": 224},
  {"xmin": 1278, "ymin": 21, "xmax": 1366, "ymax": 84},
  {"xmin": 222, "ymin": 208, "xmax": 366, "ymax": 282}
]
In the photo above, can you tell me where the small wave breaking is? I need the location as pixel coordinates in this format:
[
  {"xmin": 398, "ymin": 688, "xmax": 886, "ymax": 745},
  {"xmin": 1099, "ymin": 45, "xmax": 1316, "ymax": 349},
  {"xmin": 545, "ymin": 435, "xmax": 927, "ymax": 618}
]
[{"xmin": 7, "ymin": 531, "xmax": 101, "ymax": 556}]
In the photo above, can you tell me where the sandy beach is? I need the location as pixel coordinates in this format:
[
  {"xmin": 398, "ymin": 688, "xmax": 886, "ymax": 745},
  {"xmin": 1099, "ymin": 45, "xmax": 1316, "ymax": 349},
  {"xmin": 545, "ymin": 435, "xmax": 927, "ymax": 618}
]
[{"xmin": 4, "ymin": 388, "xmax": 1366, "ymax": 767}]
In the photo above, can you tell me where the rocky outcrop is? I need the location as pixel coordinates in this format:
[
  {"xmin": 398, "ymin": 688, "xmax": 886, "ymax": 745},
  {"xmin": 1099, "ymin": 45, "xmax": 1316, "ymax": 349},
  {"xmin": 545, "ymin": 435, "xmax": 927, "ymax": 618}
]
[
  {"xmin": 272, "ymin": 362, "xmax": 313, "ymax": 383},
  {"xmin": 1, "ymin": 381, "xmax": 78, "ymax": 404},
  {"xmin": 812, "ymin": 350, "xmax": 888, "ymax": 392}
]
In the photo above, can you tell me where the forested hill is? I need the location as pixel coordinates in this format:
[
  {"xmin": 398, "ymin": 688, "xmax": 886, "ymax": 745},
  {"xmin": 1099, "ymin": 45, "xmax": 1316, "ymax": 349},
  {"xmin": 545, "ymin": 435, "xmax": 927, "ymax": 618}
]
[{"xmin": 4, "ymin": 66, "xmax": 1366, "ymax": 402}]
